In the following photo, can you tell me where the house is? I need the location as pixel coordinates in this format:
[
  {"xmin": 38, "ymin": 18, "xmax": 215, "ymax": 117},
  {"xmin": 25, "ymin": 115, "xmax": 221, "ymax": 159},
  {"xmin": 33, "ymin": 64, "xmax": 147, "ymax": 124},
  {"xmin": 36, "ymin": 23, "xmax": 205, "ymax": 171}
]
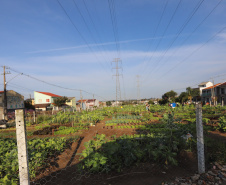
[
  {"xmin": 77, "ymin": 99, "xmax": 87, "ymax": 111},
  {"xmin": 34, "ymin": 91, "xmax": 61, "ymax": 111},
  {"xmin": 77, "ymin": 99, "xmax": 100, "ymax": 110},
  {"xmin": 65, "ymin": 97, "xmax": 76, "ymax": 108},
  {"xmin": 99, "ymin": 101, "xmax": 107, "ymax": 107},
  {"xmin": 0, "ymin": 90, "xmax": 24, "ymax": 120},
  {"xmin": 198, "ymin": 81, "xmax": 213, "ymax": 95},
  {"xmin": 111, "ymin": 101, "xmax": 122, "ymax": 107},
  {"xmin": 86, "ymin": 99, "xmax": 99, "ymax": 109},
  {"xmin": 201, "ymin": 82, "xmax": 226, "ymax": 106}
]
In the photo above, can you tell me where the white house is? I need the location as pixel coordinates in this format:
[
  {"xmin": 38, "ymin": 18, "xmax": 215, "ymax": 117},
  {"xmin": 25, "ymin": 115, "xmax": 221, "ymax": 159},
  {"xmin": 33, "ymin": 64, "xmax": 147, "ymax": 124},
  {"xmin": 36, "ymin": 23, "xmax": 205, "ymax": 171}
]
[
  {"xmin": 34, "ymin": 91, "xmax": 61, "ymax": 111},
  {"xmin": 198, "ymin": 81, "xmax": 213, "ymax": 95}
]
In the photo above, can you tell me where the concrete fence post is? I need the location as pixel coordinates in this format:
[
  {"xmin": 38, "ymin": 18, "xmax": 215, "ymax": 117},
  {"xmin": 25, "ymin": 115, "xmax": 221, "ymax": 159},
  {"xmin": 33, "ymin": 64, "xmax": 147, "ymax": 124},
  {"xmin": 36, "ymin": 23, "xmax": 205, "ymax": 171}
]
[
  {"xmin": 15, "ymin": 109, "xmax": 30, "ymax": 185},
  {"xmin": 196, "ymin": 104, "xmax": 205, "ymax": 174},
  {"xmin": 33, "ymin": 111, "xmax": 35, "ymax": 123}
]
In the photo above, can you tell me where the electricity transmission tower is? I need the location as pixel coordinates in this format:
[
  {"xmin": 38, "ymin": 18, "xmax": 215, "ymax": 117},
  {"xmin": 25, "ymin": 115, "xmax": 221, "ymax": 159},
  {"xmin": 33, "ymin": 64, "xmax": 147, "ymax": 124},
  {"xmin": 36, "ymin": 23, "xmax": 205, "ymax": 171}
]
[
  {"xmin": 112, "ymin": 58, "xmax": 122, "ymax": 106},
  {"xmin": 136, "ymin": 75, "xmax": 140, "ymax": 104}
]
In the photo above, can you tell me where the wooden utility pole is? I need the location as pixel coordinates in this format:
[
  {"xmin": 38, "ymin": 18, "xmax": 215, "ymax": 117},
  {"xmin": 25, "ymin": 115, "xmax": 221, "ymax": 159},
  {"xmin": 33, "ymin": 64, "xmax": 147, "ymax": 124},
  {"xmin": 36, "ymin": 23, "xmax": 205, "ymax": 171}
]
[
  {"xmin": 80, "ymin": 90, "xmax": 83, "ymax": 112},
  {"xmin": 93, "ymin": 94, "xmax": 95, "ymax": 110},
  {"xmin": 2, "ymin": 66, "xmax": 10, "ymax": 120}
]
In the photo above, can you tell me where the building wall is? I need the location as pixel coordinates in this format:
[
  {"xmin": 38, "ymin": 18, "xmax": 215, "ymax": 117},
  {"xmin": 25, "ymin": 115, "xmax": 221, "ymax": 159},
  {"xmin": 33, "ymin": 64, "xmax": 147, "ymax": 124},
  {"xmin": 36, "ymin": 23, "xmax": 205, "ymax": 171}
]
[
  {"xmin": 202, "ymin": 85, "xmax": 226, "ymax": 105},
  {"xmin": 199, "ymin": 82, "xmax": 213, "ymax": 95},
  {"xmin": 34, "ymin": 92, "xmax": 55, "ymax": 104},
  {"xmin": 66, "ymin": 97, "xmax": 76, "ymax": 107},
  {"xmin": 0, "ymin": 90, "xmax": 24, "ymax": 120},
  {"xmin": 7, "ymin": 91, "xmax": 24, "ymax": 109}
]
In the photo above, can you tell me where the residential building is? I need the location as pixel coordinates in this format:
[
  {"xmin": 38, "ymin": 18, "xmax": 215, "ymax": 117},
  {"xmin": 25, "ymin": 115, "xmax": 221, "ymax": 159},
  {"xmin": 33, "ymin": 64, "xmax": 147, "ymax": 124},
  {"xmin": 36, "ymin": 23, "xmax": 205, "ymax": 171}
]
[
  {"xmin": 0, "ymin": 90, "xmax": 24, "ymax": 120},
  {"xmin": 65, "ymin": 97, "xmax": 76, "ymax": 108},
  {"xmin": 198, "ymin": 81, "xmax": 213, "ymax": 95},
  {"xmin": 201, "ymin": 82, "xmax": 226, "ymax": 106},
  {"xmin": 86, "ymin": 99, "xmax": 99, "ymax": 109},
  {"xmin": 34, "ymin": 91, "xmax": 61, "ymax": 111},
  {"xmin": 77, "ymin": 99, "xmax": 100, "ymax": 110},
  {"xmin": 99, "ymin": 101, "xmax": 107, "ymax": 107}
]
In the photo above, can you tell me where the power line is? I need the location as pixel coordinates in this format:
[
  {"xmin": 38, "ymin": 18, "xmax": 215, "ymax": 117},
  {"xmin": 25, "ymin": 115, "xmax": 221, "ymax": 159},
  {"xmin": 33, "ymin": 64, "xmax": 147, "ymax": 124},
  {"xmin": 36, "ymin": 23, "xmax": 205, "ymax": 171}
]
[
  {"xmin": 82, "ymin": 0, "xmax": 112, "ymax": 68},
  {"xmin": 72, "ymin": 0, "xmax": 111, "ymax": 69},
  {"xmin": 139, "ymin": 0, "xmax": 169, "ymax": 73},
  {"xmin": 56, "ymin": 0, "xmax": 109, "ymax": 73},
  {"xmin": 143, "ymin": 0, "xmax": 205, "ymax": 82},
  {"xmin": 141, "ymin": 0, "xmax": 182, "ymax": 77},
  {"xmin": 158, "ymin": 26, "xmax": 226, "ymax": 79},
  {"xmin": 151, "ymin": 0, "xmax": 223, "ymax": 76},
  {"xmin": 8, "ymin": 66, "xmax": 108, "ymax": 101},
  {"xmin": 108, "ymin": 0, "xmax": 120, "ymax": 57}
]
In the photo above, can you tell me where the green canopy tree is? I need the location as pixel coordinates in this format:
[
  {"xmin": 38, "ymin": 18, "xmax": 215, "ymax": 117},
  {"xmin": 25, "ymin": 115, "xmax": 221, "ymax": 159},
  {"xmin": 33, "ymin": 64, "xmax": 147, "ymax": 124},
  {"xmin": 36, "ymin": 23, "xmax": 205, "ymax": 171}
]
[
  {"xmin": 53, "ymin": 96, "xmax": 68, "ymax": 107},
  {"xmin": 160, "ymin": 90, "xmax": 177, "ymax": 104},
  {"xmin": 186, "ymin": 87, "xmax": 200, "ymax": 102},
  {"xmin": 178, "ymin": 92, "xmax": 188, "ymax": 103}
]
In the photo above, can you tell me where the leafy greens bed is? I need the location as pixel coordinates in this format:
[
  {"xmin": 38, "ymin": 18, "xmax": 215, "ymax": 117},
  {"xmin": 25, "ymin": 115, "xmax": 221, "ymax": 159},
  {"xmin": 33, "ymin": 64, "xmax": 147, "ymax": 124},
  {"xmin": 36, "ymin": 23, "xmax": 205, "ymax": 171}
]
[{"xmin": 0, "ymin": 137, "xmax": 77, "ymax": 184}]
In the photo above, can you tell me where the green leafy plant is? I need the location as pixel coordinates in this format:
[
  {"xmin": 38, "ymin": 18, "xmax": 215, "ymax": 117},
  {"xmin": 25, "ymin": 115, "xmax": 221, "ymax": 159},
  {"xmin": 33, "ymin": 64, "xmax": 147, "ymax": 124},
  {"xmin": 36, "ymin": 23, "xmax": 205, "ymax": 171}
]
[{"xmin": 217, "ymin": 116, "xmax": 226, "ymax": 132}]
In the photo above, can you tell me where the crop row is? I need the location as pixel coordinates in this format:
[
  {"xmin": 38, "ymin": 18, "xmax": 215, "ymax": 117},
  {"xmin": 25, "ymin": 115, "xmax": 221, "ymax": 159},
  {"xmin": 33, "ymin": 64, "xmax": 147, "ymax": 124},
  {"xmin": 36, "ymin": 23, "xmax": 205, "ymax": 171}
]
[{"xmin": 0, "ymin": 137, "xmax": 77, "ymax": 184}]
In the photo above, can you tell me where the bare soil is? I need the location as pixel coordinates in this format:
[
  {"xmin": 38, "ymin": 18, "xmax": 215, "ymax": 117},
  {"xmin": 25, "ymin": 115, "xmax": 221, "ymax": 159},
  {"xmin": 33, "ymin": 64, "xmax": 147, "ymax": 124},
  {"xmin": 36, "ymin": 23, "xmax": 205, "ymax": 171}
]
[
  {"xmin": 31, "ymin": 118, "xmax": 201, "ymax": 185},
  {"xmin": 2, "ymin": 117, "xmax": 226, "ymax": 185}
]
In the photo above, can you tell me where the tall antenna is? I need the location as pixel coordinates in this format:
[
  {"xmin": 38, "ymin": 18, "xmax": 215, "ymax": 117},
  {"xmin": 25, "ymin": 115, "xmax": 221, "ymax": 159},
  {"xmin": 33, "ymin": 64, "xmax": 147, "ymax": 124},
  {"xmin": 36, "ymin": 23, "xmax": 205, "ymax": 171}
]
[
  {"xmin": 112, "ymin": 58, "xmax": 122, "ymax": 106},
  {"xmin": 136, "ymin": 75, "xmax": 140, "ymax": 104}
]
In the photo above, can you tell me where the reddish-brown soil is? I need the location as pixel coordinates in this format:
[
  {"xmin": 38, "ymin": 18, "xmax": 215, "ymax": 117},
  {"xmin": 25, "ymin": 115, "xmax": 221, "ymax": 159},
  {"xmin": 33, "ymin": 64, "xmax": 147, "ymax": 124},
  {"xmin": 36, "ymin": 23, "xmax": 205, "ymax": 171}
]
[
  {"xmin": 207, "ymin": 130, "xmax": 226, "ymax": 143},
  {"xmin": 31, "ymin": 118, "xmax": 201, "ymax": 185},
  {"xmin": 2, "ymin": 117, "xmax": 226, "ymax": 185}
]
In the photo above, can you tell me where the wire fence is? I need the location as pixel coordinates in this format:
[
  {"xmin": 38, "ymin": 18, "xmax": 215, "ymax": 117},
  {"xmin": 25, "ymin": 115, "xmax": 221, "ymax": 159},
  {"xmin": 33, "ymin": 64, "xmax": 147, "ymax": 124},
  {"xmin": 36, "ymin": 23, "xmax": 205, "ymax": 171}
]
[{"xmin": 0, "ymin": 104, "xmax": 226, "ymax": 185}]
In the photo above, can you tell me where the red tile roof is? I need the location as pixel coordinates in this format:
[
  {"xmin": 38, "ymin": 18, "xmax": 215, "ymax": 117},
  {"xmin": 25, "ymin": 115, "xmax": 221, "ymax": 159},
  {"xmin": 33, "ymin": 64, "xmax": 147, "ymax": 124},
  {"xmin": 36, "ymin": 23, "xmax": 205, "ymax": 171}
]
[
  {"xmin": 203, "ymin": 83, "xmax": 222, "ymax": 90},
  {"xmin": 219, "ymin": 82, "xmax": 226, "ymax": 87},
  {"xmin": 77, "ymin": 99, "xmax": 87, "ymax": 103},
  {"xmin": 87, "ymin": 99, "xmax": 96, "ymax": 103},
  {"xmin": 0, "ymin": 91, "xmax": 4, "ymax": 93},
  {"xmin": 37, "ymin": 92, "xmax": 61, "ymax": 97}
]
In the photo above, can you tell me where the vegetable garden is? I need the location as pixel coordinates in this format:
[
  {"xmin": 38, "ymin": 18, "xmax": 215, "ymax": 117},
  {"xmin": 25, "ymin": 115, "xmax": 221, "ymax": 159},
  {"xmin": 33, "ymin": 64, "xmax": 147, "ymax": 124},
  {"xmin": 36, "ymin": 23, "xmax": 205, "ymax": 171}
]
[{"xmin": 1, "ymin": 104, "xmax": 226, "ymax": 184}]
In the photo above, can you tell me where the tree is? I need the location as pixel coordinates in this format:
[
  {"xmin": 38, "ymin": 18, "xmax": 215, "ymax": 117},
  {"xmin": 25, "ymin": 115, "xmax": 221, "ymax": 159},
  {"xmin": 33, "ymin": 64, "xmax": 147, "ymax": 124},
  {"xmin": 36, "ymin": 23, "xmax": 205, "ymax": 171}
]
[
  {"xmin": 162, "ymin": 90, "xmax": 177, "ymax": 103},
  {"xmin": 148, "ymin": 100, "xmax": 154, "ymax": 105},
  {"xmin": 186, "ymin": 87, "xmax": 200, "ymax": 102},
  {"xmin": 178, "ymin": 92, "xmax": 188, "ymax": 103},
  {"xmin": 53, "ymin": 96, "xmax": 68, "ymax": 107},
  {"xmin": 106, "ymin": 101, "xmax": 112, "ymax": 106},
  {"xmin": 24, "ymin": 99, "xmax": 34, "ymax": 110}
]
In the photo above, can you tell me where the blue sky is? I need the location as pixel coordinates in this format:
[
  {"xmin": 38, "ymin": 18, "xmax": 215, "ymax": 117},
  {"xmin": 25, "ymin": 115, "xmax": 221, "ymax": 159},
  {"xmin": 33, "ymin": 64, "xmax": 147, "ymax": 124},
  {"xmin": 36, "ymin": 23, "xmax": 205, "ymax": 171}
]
[{"xmin": 0, "ymin": 0, "xmax": 226, "ymax": 100}]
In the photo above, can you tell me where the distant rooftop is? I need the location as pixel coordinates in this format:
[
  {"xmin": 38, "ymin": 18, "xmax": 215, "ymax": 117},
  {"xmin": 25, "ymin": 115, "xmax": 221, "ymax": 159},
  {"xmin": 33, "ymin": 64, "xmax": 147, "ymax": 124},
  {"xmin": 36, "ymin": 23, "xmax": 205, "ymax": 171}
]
[
  {"xmin": 199, "ymin": 81, "xmax": 210, "ymax": 86},
  {"xmin": 36, "ymin": 91, "xmax": 61, "ymax": 97}
]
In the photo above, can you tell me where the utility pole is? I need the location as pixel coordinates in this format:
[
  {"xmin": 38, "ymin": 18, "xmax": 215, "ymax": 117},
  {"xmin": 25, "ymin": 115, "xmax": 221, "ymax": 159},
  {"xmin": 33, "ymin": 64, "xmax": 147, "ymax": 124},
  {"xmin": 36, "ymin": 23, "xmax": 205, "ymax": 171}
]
[
  {"xmin": 112, "ymin": 58, "xmax": 122, "ymax": 106},
  {"xmin": 80, "ymin": 90, "xmax": 83, "ymax": 112},
  {"xmin": 210, "ymin": 78, "xmax": 215, "ymax": 106},
  {"xmin": 136, "ymin": 75, "xmax": 140, "ymax": 104},
  {"xmin": 93, "ymin": 94, "xmax": 95, "ymax": 109},
  {"xmin": 2, "ymin": 66, "xmax": 10, "ymax": 120}
]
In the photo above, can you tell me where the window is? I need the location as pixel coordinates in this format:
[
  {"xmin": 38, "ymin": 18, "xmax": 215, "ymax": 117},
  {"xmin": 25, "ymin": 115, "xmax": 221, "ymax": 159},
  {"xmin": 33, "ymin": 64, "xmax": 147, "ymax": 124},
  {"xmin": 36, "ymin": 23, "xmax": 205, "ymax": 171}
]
[
  {"xmin": 221, "ymin": 88, "xmax": 225, "ymax": 94},
  {"xmin": 46, "ymin": 99, "xmax": 50, "ymax": 102}
]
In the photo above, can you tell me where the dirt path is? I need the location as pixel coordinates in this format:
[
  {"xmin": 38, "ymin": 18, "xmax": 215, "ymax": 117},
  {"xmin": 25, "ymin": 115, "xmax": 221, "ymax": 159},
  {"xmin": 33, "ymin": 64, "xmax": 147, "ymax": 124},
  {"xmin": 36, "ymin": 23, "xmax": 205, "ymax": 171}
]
[{"xmin": 32, "ymin": 118, "xmax": 226, "ymax": 185}]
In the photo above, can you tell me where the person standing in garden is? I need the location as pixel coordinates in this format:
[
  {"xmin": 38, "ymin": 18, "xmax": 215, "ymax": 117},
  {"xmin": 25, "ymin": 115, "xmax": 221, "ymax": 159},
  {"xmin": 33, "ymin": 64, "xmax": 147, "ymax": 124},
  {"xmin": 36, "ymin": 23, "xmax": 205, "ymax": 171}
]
[{"xmin": 146, "ymin": 103, "xmax": 150, "ymax": 111}]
